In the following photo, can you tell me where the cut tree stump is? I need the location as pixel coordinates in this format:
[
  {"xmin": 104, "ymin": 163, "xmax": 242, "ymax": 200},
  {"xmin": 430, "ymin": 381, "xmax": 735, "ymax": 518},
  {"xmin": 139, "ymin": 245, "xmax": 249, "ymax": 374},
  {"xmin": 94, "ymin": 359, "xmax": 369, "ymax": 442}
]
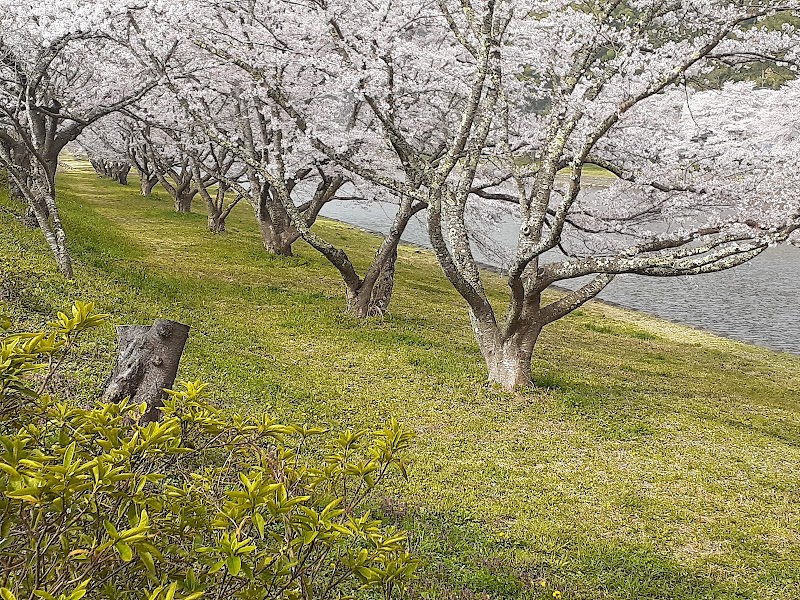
[{"xmin": 103, "ymin": 319, "xmax": 190, "ymax": 424}]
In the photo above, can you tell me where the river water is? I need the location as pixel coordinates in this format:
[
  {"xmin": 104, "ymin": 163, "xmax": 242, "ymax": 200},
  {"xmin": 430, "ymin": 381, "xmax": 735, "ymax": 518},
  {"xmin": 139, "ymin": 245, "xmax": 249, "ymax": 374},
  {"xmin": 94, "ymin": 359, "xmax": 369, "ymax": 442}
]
[{"xmin": 320, "ymin": 198, "xmax": 800, "ymax": 354}]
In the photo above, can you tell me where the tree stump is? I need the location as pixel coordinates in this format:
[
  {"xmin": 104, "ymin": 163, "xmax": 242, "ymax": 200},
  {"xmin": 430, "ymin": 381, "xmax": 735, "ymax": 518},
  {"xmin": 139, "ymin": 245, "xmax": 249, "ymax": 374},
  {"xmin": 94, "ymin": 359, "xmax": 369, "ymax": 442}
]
[{"xmin": 103, "ymin": 319, "xmax": 190, "ymax": 423}]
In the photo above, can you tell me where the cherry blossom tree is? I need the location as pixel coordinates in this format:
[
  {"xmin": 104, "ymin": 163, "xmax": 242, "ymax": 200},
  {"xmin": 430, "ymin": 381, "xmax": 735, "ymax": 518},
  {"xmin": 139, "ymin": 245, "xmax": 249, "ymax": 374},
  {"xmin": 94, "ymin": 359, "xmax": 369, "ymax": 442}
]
[
  {"xmin": 10, "ymin": 0, "xmax": 799, "ymax": 380},
  {"xmin": 175, "ymin": 0, "xmax": 800, "ymax": 386},
  {"xmin": 82, "ymin": 115, "xmax": 165, "ymax": 196},
  {"xmin": 137, "ymin": 4, "xmax": 429, "ymax": 316},
  {"xmin": 87, "ymin": 110, "xmax": 244, "ymax": 231},
  {"xmin": 0, "ymin": 2, "xmax": 165, "ymax": 277},
  {"xmin": 79, "ymin": 118, "xmax": 133, "ymax": 184},
  {"xmin": 159, "ymin": 86, "xmax": 343, "ymax": 251},
  {"xmin": 456, "ymin": 2, "xmax": 800, "ymax": 388},
  {"xmin": 121, "ymin": 121, "xmax": 161, "ymax": 196},
  {"xmin": 187, "ymin": 140, "xmax": 246, "ymax": 233},
  {"xmin": 194, "ymin": 89, "xmax": 416, "ymax": 315},
  {"xmin": 140, "ymin": 126, "xmax": 205, "ymax": 214}
]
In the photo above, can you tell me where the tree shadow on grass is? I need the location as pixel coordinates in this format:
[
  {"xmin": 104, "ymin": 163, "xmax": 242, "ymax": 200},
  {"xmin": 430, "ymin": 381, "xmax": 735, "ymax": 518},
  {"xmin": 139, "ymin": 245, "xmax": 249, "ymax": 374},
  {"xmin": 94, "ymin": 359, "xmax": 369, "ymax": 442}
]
[{"xmin": 379, "ymin": 503, "xmax": 759, "ymax": 600}]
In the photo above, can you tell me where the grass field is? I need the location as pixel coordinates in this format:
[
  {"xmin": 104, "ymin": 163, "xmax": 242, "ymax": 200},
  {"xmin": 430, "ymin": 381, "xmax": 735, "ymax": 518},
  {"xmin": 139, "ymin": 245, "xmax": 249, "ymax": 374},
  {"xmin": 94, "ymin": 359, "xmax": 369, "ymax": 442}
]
[{"xmin": 2, "ymin": 164, "xmax": 800, "ymax": 599}]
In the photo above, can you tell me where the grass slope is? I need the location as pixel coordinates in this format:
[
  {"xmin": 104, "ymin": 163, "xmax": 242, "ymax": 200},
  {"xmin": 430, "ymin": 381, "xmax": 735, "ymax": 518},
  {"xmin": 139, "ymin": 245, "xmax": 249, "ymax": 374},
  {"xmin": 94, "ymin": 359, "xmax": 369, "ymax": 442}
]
[{"xmin": 2, "ymin": 164, "xmax": 800, "ymax": 600}]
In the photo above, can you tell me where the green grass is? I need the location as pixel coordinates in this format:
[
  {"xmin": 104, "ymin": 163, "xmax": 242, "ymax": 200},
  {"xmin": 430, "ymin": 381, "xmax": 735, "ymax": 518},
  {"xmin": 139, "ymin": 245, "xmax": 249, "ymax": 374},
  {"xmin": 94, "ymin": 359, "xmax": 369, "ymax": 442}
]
[
  {"xmin": 3, "ymin": 163, "xmax": 800, "ymax": 600},
  {"xmin": 571, "ymin": 164, "xmax": 617, "ymax": 180}
]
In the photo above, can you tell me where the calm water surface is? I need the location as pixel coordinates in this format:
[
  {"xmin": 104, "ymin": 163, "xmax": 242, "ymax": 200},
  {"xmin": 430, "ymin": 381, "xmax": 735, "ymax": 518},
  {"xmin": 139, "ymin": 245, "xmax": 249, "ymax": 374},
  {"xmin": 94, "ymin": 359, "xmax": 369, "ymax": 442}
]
[{"xmin": 320, "ymin": 199, "xmax": 800, "ymax": 354}]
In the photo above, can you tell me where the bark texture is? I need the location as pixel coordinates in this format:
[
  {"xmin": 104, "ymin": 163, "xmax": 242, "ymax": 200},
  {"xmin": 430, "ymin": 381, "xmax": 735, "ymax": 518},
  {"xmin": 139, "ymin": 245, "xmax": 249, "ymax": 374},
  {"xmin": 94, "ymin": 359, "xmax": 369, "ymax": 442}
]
[
  {"xmin": 103, "ymin": 319, "xmax": 190, "ymax": 423},
  {"xmin": 174, "ymin": 189, "xmax": 195, "ymax": 213},
  {"xmin": 253, "ymin": 181, "xmax": 302, "ymax": 255},
  {"xmin": 344, "ymin": 246, "xmax": 398, "ymax": 317},
  {"xmin": 477, "ymin": 325, "xmax": 542, "ymax": 389},
  {"xmin": 1, "ymin": 148, "xmax": 74, "ymax": 278},
  {"xmin": 258, "ymin": 215, "xmax": 300, "ymax": 255},
  {"xmin": 139, "ymin": 173, "xmax": 158, "ymax": 196}
]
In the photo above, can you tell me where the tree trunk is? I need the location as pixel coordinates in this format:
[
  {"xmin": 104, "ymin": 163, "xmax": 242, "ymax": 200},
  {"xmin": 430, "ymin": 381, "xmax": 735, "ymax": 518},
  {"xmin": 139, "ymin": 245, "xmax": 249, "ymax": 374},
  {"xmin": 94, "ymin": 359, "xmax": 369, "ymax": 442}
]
[
  {"xmin": 477, "ymin": 324, "xmax": 542, "ymax": 390},
  {"xmin": 21, "ymin": 204, "xmax": 43, "ymax": 228},
  {"xmin": 26, "ymin": 166, "xmax": 73, "ymax": 278},
  {"xmin": 208, "ymin": 213, "xmax": 226, "ymax": 233},
  {"xmin": 198, "ymin": 182, "xmax": 237, "ymax": 234},
  {"xmin": 366, "ymin": 246, "xmax": 397, "ymax": 316},
  {"xmin": 259, "ymin": 218, "xmax": 298, "ymax": 256},
  {"xmin": 103, "ymin": 319, "xmax": 190, "ymax": 424},
  {"xmin": 344, "ymin": 247, "xmax": 399, "ymax": 318},
  {"xmin": 27, "ymin": 194, "xmax": 73, "ymax": 278},
  {"xmin": 54, "ymin": 244, "xmax": 74, "ymax": 280},
  {"xmin": 140, "ymin": 175, "xmax": 157, "ymax": 196},
  {"xmin": 114, "ymin": 164, "xmax": 131, "ymax": 185},
  {"xmin": 22, "ymin": 159, "xmax": 56, "ymax": 229},
  {"xmin": 345, "ymin": 287, "xmax": 370, "ymax": 318},
  {"xmin": 175, "ymin": 190, "xmax": 194, "ymax": 213}
]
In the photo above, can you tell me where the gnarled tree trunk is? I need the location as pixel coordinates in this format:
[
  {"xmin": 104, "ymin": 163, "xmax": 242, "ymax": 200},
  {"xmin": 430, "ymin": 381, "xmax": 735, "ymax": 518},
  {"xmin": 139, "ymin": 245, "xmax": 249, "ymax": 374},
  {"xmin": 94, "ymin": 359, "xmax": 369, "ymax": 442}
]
[
  {"xmin": 4, "ymin": 154, "xmax": 73, "ymax": 278},
  {"xmin": 92, "ymin": 160, "xmax": 131, "ymax": 185},
  {"xmin": 344, "ymin": 246, "xmax": 398, "ymax": 318},
  {"xmin": 191, "ymin": 161, "xmax": 241, "ymax": 234},
  {"xmin": 368, "ymin": 246, "xmax": 397, "ymax": 314},
  {"xmin": 147, "ymin": 148, "xmax": 198, "ymax": 213},
  {"xmin": 258, "ymin": 216, "xmax": 300, "ymax": 255},
  {"xmin": 208, "ymin": 214, "xmax": 226, "ymax": 233},
  {"xmin": 254, "ymin": 183, "xmax": 301, "ymax": 255},
  {"xmin": 113, "ymin": 163, "xmax": 130, "ymax": 185},
  {"xmin": 32, "ymin": 190, "xmax": 73, "ymax": 279},
  {"xmin": 174, "ymin": 188, "xmax": 195, "ymax": 213},
  {"xmin": 90, "ymin": 160, "xmax": 104, "ymax": 177},
  {"xmin": 103, "ymin": 319, "xmax": 190, "ymax": 423},
  {"xmin": 477, "ymin": 325, "xmax": 542, "ymax": 390},
  {"xmin": 140, "ymin": 173, "xmax": 158, "ymax": 196}
]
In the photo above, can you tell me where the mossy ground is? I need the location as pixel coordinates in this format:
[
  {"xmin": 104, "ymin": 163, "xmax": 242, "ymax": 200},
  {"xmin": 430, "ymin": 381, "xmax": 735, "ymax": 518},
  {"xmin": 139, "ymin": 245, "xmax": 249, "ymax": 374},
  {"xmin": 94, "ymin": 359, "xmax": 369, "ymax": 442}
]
[{"xmin": 2, "ymin": 163, "xmax": 800, "ymax": 599}]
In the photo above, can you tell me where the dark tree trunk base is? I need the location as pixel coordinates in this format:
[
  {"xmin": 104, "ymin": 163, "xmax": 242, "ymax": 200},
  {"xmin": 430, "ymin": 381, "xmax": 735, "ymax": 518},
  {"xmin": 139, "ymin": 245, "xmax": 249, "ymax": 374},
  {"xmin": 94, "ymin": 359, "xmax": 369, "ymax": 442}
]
[
  {"xmin": 140, "ymin": 177, "xmax": 157, "ymax": 197},
  {"xmin": 344, "ymin": 247, "xmax": 398, "ymax": 318},
  {"xmin": 103, "ymin": 319, "xmax": 190, "ymax": 423},
  {"xmin": 113, "ymin": 166, "xmax": 131, "ymax": 186},
  {"xmin": 174, "ymin": 192, "xmax": 194, "ymax": 213},
  {"xmin": 208, "ymin": 216, "xmax": 227, "ymax": 233},
  {"xmin": 264, "ymin": 243, "xmax": 294, "ymax": 256},
  {"xmin": 259, "ymin": 220, "xmax": 298, "ymax": 256}
]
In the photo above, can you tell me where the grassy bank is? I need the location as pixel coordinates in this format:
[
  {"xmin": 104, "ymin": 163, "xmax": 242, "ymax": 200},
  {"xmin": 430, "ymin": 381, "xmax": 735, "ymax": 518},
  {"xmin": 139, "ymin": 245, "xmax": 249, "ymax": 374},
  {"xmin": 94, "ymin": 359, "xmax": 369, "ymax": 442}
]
[{"xmin": 2, "ymin": 164, "xmax": 800, "ymax": 599}]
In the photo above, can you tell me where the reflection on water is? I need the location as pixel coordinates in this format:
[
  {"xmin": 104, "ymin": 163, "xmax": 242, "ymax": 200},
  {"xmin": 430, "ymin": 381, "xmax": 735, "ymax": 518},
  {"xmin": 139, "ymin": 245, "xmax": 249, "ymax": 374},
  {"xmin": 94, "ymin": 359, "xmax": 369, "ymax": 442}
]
[{"xmin": 320, "ymin": 199, "xmax": 800, "ymax": 354}]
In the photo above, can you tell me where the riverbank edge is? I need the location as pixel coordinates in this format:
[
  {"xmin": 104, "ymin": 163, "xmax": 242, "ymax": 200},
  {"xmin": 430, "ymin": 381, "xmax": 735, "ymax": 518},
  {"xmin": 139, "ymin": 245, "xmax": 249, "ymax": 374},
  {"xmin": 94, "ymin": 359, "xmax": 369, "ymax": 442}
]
[
  {"xmin": 55, "ymin": 157, "xmax": 795, "ymax": 358},
  {"xmin": 320, "ymin": 214, "xmax": 797, "ymax": 358}
]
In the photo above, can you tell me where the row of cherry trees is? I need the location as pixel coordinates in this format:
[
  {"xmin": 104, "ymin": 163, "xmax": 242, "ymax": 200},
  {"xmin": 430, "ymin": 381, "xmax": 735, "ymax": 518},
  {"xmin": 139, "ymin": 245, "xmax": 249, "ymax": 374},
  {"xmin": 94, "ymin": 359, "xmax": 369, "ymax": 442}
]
[
  {"xmin": 80, "ymin": 105, "xmax": 409, "ymax": 316},
  {"xmin": 3, "ymin": 1, "xmax": 800, "ymax": 388}
]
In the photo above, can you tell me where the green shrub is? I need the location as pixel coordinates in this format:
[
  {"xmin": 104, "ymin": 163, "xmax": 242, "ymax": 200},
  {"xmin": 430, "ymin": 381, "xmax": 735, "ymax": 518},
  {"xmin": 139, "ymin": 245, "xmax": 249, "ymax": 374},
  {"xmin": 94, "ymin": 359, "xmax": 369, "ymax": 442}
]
[{"xmin": 0, "ymin": 302, "xmax": 416, "ymax": 600}]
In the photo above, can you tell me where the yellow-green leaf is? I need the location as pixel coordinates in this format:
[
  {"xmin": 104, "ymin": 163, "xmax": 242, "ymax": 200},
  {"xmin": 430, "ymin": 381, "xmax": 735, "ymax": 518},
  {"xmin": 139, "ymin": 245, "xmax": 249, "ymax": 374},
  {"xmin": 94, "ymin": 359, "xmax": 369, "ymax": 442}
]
[
  {"xmin": 227, "ymin": 555, "xmax": 242, "ymax": 576},
  {"xmin": 165, "ymin": 582, "xmax": 178, "ymax": 600},
  {"xmin": 116, "ymin": 540, "xmax": 133, "ymax": 562}
]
